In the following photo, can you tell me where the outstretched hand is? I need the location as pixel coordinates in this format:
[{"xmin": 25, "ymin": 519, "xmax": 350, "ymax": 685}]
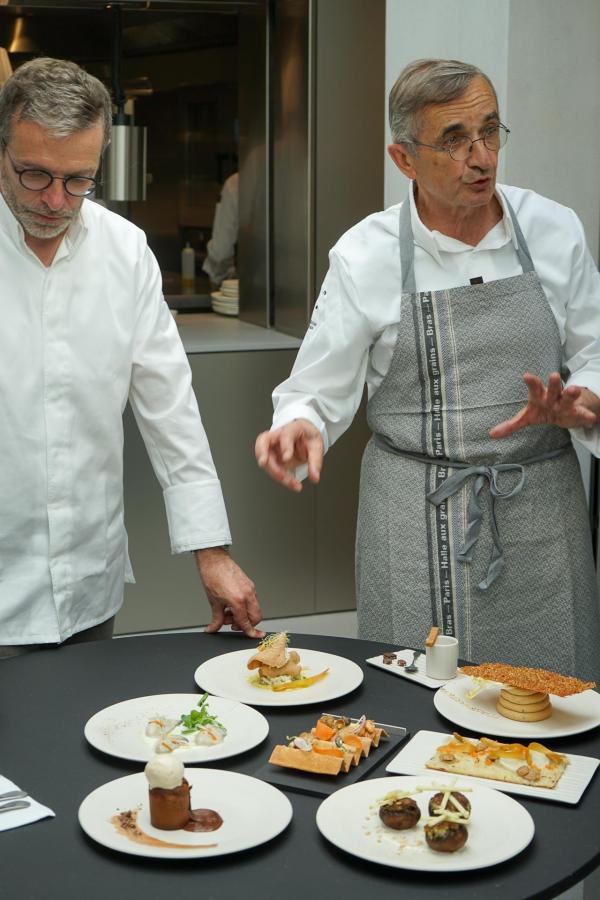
[
  {"xmin": 490, "ymin": 372, "xmax": 599, "ymax": 439},
  {"xmin": 255, "ymin": 419, "xmax": 324, "ymax": 492}
]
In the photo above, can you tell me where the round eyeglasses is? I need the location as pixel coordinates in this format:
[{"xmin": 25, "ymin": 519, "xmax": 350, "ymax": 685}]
[
  {"xmin": 3, "ymin": 145, "xmax": 99, "ymax": 197},
  {"xmin": 411, "ymin": 123, "xmax": 510, "ymax": 161}
]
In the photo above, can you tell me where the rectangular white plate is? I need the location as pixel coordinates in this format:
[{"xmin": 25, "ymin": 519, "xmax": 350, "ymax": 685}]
[
  {"xmin": 366, "ymin": 653, "xmax": 455, "ymax": 689},
  {"xmin": 385, "ymin": 730, "xmax": 600, "ymax": 805}
]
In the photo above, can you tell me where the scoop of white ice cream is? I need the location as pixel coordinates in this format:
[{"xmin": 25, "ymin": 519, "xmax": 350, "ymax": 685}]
[{"xmin": 144, "ymin": 754, "xmax": 185, "ymax": 790}]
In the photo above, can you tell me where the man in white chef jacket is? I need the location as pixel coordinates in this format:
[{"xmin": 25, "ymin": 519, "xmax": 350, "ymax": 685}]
[
  {"xmin": 256, "ymin": 58, "xmax": 600, "ymax": 683},
  {"xmin": 0, "ymin": 57, "xmax": 263, "ymax": 658},
  {"xmin": 202, "ymin": 171, "xmax": 238, "ymax": 287}
]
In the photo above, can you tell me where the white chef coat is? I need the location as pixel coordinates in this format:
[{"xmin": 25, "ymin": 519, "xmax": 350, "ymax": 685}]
[
  {"xmin": 272, "ymin": 182, "xmax": 600, "ymax": 457},
  {"xmin": 202, "ymin": 172, "xmax": 239, "ymax": 285},
  {"xmin": 0, "ymin": 193, "xmax": 231, "ymax": 644}
]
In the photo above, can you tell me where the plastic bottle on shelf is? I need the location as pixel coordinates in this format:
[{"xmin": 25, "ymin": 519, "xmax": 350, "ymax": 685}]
[{"xmin": 181, "ymin": 242, "xmax": 195, "ymax": 294}]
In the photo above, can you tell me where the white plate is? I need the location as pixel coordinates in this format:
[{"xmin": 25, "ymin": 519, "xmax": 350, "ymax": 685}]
[
  {"xmin": 385, "ymin": 730, "xmax": 600, "ymax": 805},
  {"xmin": 194, "ymin": 647, "xmax": 364, "ymax": 706},
  {"xmin": 366, "ymin": 652, "xmax": 455, "ymax": 689},
  {"xmin": 211, "ymin": 304, "xmax": 238, "ymax": 317},
  {"xmin": 84, "ymin": 694, "xmax": 269, "ymax": 763},
  {"xmin": 316, "ymin": 775, "xmax": 534, "ymax": 872},
  {"xmin": 435, "ymin": 675, "xmax": 600, "ymax": 738},
  {"xmin": 78, "ymin": 769, "xmax": 292, "ymax": 859}
]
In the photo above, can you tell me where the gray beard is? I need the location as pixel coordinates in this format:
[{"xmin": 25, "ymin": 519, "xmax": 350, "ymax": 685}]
[{"xmin": 0, "ymin": 170, "xmax": 80, "ymax": 240}]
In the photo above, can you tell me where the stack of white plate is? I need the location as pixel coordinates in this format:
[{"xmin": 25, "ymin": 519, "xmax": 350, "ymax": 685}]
[{"xmin": 211, "ymin": 279, "xmax": 239, "ymax": 316}]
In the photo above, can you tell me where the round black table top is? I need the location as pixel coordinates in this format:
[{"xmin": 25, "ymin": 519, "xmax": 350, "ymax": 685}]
[{"xmin": 1, "ymin": 631, "xmax": 599, "ymax": 900}]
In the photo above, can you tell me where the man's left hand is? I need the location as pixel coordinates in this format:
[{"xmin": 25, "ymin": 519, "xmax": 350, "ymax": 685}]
[
  {"xmin": 195, "ymin": 547, "xmax": 265, "ymax": 638},
  {"xmin": 490, "ymin": 372, "xmax": 600, "ymax": 439}
]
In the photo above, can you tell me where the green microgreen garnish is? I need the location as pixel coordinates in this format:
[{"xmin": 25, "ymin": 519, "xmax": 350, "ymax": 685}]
[{"xmin": 178, "ymin": 693, "xmax": 227, "ymax": 736}]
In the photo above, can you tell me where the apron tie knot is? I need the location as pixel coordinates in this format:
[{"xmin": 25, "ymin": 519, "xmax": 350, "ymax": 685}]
[{"xmin": 427, "ymin": 463, "xmax": 527, "ymax": 590}]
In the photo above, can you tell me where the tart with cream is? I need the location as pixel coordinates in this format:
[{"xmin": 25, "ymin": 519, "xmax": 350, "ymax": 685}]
[{"xmin": 425, "ymin": 732, "xmax": 568, "ymax": 788}]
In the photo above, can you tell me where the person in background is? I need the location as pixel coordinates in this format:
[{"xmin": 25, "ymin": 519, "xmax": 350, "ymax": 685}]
[
  {"xmin": 202, "ymin": 171, "xmax": 238, "ymax": 287},
  {"xmin": 256, "ymin": 58, "xmax": 600, "ymax": 682},
  {"xmin": 0, "ymin": 58, "xmax": 263, "ymax": 658}
]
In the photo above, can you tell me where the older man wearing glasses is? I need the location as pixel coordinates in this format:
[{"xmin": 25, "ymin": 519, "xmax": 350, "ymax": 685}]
[
  {"xmin": 256, "ymin": 58, "xmax": 600, "ymax": 682},
  {"xmin": 0, "ymin": 57, "xmax": 263, "ymax": 657}
]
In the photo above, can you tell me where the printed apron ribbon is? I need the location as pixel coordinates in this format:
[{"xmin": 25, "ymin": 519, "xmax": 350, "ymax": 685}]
[{"xmin": 427, "ymin": 463, "xmax": 527, "ymax": 590}]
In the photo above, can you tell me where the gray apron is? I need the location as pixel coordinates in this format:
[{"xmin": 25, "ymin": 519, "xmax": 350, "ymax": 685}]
[{"xmin": 356, "ymin": 195, "xmax": 600, "ymax": 682}]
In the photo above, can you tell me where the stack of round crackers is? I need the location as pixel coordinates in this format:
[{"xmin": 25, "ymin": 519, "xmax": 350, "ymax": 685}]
[
  {"xmin": 460, "ymin": 662, "xmax": 596, "ymax": 724},
  {"xmin": 496, "ymin": 685, "xmax": 551, "ymax": 722}
]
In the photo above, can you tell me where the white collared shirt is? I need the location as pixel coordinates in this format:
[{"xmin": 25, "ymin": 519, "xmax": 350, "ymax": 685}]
[
  {"xmin": 272, "ymin": 183, "xmax": 600, "ymax": 456},
  {"xmin": 0, "ymin": 193, "xmax": 231, "ymax": 644}
]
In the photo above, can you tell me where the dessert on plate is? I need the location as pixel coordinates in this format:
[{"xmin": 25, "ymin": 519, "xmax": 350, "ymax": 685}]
[
  {"xmin": 460, "ymin": 663, "xmax": 596, "ymax": 723},
  {"xmin": 144, "ymin": 755, "xmax": 224, "ymax": 833},
  {"xmin": 425, "ymin": 731, "xmax": 568, "ymax": 787},
  {"xmin": 145, "ymin": 755, "xmax": 191, "ymax": 830}
]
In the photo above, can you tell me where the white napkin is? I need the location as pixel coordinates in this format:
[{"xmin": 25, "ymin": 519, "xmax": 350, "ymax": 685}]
[{"xmin": 0, "ymin": 775, "xmax": 55, "ymax": 832}]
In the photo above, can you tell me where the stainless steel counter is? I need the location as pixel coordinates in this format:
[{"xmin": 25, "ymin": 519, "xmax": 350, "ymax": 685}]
[{"xmin": 175, "ymin": 312, "xmax": 302, "ymax": 354}]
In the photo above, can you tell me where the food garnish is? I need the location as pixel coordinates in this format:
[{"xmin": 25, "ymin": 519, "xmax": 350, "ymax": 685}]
[
  {"xmin": 271, "ymin": 669, "xmax": 329, "ymax": 691},
  {"xmin": 179, "ymin": 694, "xmax": 227, "ymax": 736},
  {"xmin": 145, "ymin": 694, "xmax": 227, "ymax": 753}
]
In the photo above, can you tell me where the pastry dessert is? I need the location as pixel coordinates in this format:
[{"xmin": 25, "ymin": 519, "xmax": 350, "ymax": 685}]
[
  {"xmin": 426, "ymin": 732, "xmax": 568, "ymax": 788},
  {"xmin": 460, "ymin": 663, "xmax": 595, "ymax": 723},
  {"xmin": 145, "ymin": 755, "xmax": 191, "ymax": 830}
]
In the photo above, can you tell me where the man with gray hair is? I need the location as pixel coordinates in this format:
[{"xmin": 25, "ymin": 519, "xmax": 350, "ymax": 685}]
[
  {"xmin": 0, "ymin": 57, "xmax": 263, "ymax": 656},
  {"xmin": 256, "ymin": 58, "xmax": 600, "ymax": 682}
]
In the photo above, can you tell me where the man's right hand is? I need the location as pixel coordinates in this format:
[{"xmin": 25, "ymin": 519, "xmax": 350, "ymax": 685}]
[{"xmin": 255, "ymin": 419, "xmax": 324, "ymax": 492}]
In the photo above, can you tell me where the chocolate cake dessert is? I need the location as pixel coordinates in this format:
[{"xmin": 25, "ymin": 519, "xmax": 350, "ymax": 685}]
[{"xmin": 145, "ymin": 755, "xmax": 191, "ymax": 830}]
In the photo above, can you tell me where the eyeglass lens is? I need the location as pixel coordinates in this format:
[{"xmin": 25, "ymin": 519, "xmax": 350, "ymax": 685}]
[
  {"xmin": 448, "ymin": 126, "xmax": 508, "ymax": 160},
  {"xmin": 19, "ymin": 169, "xmax": 96, "ymax": 196}
]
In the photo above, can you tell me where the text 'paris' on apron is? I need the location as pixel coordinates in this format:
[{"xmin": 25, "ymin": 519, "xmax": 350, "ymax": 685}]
[{"xmin": 356, "ymin": 195, "xmax": 600, "ymax": 681}]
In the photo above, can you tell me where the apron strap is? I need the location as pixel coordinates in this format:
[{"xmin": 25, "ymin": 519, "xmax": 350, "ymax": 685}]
[
  {"xmin": 427, "ymin": 463, "xmax": 526, "ymax": 590},
  {"xmin": 373, "ymin": 435, "xmax": 567, "ymax": 590},
  {"xmin": 500, "ymin": 192, "xmax": 536, "ymax": 275},
  {"xmin": 399, "ymin": 185, "xmax": 537, "ymax": 293},
  {"xmin": 399, "ymin": 196, "xmax": 417, "ymax": 294}
]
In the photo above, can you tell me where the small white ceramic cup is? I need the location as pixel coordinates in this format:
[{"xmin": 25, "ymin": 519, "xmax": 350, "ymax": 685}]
[{"xmin": 425, "ymin": 635, "xmax": 458, "ymax": 680}]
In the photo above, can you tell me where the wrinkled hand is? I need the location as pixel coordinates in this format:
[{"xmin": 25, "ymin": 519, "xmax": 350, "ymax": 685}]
[
  {"xmin": 255, "ymin": 419, "xmax": 324, "ymax": 492},
  {"xmin": 490, "ymin": 372, "xmax": 599, "ymax": 439},
  {"xmin": 195, "ymin": 547, "xmax": 264, "ymax": 638}
]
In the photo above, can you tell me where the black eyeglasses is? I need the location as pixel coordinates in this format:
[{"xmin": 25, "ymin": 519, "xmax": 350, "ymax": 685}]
[
  {"xmin": 411, "ymin": 123, "xmax": 511, "ymax": 161},
  {"xmin": 2, "ymin": 144, "xmax": 100, "ymax": 197}
]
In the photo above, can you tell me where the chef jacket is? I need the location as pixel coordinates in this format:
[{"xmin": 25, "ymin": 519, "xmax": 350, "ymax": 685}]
[
  {"xmin": 272, "ymin": 182, "xmax": 600, "ymax": 457},
  {"xmin": 202, "ymin": 172, "xmax": 238, "ymax": 286},
  {"xmin": 0, "ymin": 193, "xmax": 231, "ymax": 644}
]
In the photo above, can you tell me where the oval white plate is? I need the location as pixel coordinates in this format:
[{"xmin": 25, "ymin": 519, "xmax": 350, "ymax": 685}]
[
  {"xmin": 79, "ymin": 769, "xmax": 292, "ymax": 859},
  {"xmin": 84, "ymin": 694, "xmax": 269, "ymax": 763},
  {"xmin": 434, "ymin": 675, "xmax": 600, "ymax": 738},
  {"xmin": 316, "ymin": 775, "xmax": 534, "ymax": 872},
  {"xmin": 194, "ymin": 647, "xmax": 364, "ymax": 706}
]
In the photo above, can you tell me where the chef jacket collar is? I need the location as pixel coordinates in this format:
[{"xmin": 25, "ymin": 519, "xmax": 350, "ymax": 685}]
[
  {"xmin": 0, "ymin": 188, "xmax": 87, "ymax": 264},
  {"xmin": 408, "ymin": 180, "xmax": 519, "ymax": 267}
]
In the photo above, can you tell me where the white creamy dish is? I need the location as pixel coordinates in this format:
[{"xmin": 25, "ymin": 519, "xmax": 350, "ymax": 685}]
[{"xmin": 144, "ymin": 694, "xmax": 227, "ymax": 753}]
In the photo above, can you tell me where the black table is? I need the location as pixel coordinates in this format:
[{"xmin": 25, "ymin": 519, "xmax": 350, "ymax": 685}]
[{"xmin": 1, "ymin": 632, "xmax": 599, "ymax": 900}]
